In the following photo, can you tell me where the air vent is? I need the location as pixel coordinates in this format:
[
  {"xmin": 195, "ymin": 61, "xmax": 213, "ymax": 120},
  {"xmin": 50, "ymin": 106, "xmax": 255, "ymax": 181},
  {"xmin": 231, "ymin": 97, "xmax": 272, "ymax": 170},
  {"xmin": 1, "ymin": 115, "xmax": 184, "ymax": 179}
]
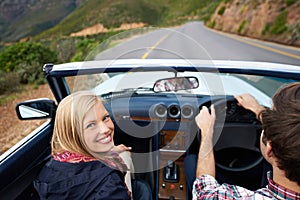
[
  {"xmin": 181, "ymin": 104, "xmax": 194, "ymax": 119},
  {"xmin": 168, "ymin": 104, "xmax": 180, "ymax": 118},
  {"xmin": 150, "ymin": 103, "xmax": 167, "ymax": 118}
]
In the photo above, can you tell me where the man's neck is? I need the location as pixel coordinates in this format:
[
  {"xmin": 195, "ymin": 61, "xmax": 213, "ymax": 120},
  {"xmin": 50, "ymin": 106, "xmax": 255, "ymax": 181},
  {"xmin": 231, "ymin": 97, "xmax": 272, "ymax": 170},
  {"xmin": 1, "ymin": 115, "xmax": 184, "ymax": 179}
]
[{"xmin": 272, "ymin": 166, "xmax": 300, "ymax": 193}]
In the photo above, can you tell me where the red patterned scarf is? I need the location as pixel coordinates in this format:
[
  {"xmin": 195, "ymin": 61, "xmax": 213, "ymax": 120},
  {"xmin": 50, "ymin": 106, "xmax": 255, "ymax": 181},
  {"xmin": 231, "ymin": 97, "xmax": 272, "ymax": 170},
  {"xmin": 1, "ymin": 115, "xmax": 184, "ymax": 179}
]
[{"xmin": 53, "ymin": 151, "xmax": 128, "ymax": 173}]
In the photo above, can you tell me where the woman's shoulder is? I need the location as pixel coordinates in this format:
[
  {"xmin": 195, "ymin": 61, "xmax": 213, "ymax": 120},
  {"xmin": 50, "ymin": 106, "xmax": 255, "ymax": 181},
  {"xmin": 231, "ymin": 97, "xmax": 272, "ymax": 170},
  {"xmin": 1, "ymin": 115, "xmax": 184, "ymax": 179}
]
[
  {"xmin": 34, "ymin": 158, "xmax": 130, "ymax": 199},
  {"xmin": 36, "ymin": 158, "xmax": 124, "ymax": 190}
]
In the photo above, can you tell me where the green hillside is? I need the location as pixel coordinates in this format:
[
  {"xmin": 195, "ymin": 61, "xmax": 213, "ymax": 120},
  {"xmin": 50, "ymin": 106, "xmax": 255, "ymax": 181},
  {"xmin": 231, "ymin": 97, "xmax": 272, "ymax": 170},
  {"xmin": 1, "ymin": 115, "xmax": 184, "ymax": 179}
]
[
  {"xmin": 35, "ymin": 0, "xmax": 219, "ymax": 40},
  {"xmin": 35, "ymin": 0, "xmax": 160, "ymax": 39},
  {"xmin": 0, "ymin": 0, "xmax": 220, "ymax": 42},
  {"xmin": 152, "ymin": 0, "xmax": 220, "ymax": 23}
]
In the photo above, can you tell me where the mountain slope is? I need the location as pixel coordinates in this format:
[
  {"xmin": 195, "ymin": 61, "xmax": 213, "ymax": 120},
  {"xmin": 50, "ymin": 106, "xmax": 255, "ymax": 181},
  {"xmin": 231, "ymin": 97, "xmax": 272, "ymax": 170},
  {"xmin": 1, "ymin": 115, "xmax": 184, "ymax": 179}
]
[
  {"xmin": 208, "ymin": 0, "xmax": 300, "ymax": 46},
  {"xmin": 0, "ymin": 0, "xmax": 219, "ymax": 41},
  {"xmin": 35, "ymin": 0, "xmax": 163, "ymax": 39},
  {"xmin": 36, "ymin": 0, "xmax": 217, "ymax": 39},
  {"xmin": 0, "ymin": 0, "xmax": 86, "ymax": 42}
]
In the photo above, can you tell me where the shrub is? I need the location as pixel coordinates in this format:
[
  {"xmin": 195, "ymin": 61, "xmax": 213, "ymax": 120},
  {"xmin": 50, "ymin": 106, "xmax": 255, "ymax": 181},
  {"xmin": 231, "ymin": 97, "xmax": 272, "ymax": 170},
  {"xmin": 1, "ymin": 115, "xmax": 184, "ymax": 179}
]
[
  {"xmin": 15, "ymin": 62, "xmax": 46, "ymax": 84},
  {"xmin": 53, "ymin": 38, "xmax": 77, "ymax": 63},
  {"xmin": 285, "ymin": 0, "xmax": 296, "ymax": 6},
  {"xmin": 71, "ymin": 38, "xmax": 98, "ymax": 61},
  {"xmin": 0, "ymin": 42, "xmax": 56, "ymax": 92},
  {"xmin": 238, "ymin": 20, "xmax": 247, "ymax": 34},
  {"xmin": 200, "ymin": 1, "xmax": 220, "ymax": 22},
  {"xmin": 262, "ymin": 23, "xmax": 270, "ymax": 35},
  {"xmin": 270, "ymin": 10, "xmax": 288, "ymax": 35},
  {"xmin": 218, "ymin": 6, "xmax": 226, "ymax": 15},
  {"xmin": 208, "ymin": 20, "xmax": 216, "ymax": 28},
  {"xmin": 0, "ymin": 42, "xmax": 57, "ymax": 72},
  {"xmin": 0, "ymin": 70, "xmax": 20, "ymax": 95}
]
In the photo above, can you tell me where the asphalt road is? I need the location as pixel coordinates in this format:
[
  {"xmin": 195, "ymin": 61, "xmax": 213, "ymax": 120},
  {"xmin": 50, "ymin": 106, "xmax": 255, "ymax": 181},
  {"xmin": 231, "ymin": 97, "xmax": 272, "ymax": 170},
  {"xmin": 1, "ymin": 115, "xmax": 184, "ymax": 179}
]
[{"xmin": 95, "ymin": 21, "xmax": 300, "ymax": 66}]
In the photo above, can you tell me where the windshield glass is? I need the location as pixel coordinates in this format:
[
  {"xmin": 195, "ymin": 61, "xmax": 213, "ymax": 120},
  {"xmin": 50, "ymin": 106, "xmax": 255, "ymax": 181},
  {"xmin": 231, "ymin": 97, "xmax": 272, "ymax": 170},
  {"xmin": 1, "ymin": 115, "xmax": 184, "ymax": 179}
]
[{"xmin": 65, "ymin": 71, "xmax": 294, "ymax": 108}]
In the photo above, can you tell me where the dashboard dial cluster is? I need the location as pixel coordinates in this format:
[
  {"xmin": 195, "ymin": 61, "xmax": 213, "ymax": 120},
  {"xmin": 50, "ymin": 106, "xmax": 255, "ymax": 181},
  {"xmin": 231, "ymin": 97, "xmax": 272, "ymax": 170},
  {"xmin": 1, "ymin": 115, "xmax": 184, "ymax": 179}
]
[{"xmin": 151, "ymin": 103, "xmax": 196, "ymax": 119}]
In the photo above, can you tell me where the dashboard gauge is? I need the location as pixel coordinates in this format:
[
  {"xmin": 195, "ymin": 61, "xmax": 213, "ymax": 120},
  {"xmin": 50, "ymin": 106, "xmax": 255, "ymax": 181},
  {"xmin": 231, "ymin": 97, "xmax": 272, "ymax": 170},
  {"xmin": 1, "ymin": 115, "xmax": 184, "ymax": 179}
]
[{"xmin": 226, "ymin": 101, "xmax": 237, "ymax": 117}]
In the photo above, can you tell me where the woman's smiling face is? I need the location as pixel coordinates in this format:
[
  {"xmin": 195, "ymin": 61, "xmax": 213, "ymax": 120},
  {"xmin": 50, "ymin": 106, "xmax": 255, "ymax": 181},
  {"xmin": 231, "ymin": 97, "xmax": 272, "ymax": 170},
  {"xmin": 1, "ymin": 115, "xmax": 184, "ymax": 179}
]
[{"xmin": 83, "ymin": 100, "xmax": 115, "ymax": 154}]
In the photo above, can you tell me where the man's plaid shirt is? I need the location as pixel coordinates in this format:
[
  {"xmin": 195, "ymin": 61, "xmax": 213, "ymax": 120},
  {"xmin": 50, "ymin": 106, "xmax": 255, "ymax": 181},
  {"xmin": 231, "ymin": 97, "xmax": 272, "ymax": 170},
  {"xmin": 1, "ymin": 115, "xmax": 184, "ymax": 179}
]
[{"xmin": 193, "ymin": 172, "xmax": 300, "ymax": 199}]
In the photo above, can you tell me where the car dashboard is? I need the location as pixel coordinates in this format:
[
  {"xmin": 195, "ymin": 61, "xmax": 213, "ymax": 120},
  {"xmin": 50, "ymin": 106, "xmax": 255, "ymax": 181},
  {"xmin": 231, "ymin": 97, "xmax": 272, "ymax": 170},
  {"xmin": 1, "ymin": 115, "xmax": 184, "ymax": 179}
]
[{"xmin": 103, "ymin": 92, "xmax": 263, "ymax": 199}]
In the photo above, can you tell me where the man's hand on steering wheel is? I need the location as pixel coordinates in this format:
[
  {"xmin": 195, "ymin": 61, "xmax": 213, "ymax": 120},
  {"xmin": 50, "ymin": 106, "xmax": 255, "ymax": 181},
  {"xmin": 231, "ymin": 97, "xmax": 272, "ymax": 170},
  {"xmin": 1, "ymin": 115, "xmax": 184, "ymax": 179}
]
[
  {"xmin": 195, "ymin": 105, "xmax": 217, "ymax": 177},
  {"xmin": 195, "ymin": 105, "xmax": 216, "ymax": 141},
  {"xmin": 235, "ymin": 94, "xmax": 265, "ymax": 120}
]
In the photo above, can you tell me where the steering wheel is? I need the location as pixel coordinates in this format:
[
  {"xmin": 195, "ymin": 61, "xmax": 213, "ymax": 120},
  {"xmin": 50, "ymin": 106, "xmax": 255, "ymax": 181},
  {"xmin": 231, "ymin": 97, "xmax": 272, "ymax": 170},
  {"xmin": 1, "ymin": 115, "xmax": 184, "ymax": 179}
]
[
  {"xmin": 215, "ymin": 150, "xmax": 264, "ymax": 172},
  {"xmin": 209, "ymin": 96, "xmax": 264, "ymax": 172}
]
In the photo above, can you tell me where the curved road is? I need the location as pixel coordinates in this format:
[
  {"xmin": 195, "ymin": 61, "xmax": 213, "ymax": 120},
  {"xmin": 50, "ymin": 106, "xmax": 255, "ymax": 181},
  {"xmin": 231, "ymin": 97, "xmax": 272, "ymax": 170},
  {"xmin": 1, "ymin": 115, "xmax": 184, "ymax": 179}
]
[{"xmin": 95, "ymin": 21, "xmax": 300, "ymax": 66}]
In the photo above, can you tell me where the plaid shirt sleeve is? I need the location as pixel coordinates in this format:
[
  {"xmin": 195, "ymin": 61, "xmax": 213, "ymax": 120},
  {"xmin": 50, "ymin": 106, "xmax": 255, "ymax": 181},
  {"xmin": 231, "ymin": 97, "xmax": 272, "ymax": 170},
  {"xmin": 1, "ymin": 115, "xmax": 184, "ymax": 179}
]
[{"xmin": 192, "ymin": 175, "xmax": 260, "ymax": 200}]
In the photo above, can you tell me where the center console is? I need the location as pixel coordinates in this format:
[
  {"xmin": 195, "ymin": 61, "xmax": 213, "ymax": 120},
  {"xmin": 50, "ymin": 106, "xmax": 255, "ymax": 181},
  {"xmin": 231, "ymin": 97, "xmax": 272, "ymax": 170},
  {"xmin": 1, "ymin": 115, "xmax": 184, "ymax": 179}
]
[{"xmin": 158, "ymin": 130, "xmax": 188, "ymax": 200}]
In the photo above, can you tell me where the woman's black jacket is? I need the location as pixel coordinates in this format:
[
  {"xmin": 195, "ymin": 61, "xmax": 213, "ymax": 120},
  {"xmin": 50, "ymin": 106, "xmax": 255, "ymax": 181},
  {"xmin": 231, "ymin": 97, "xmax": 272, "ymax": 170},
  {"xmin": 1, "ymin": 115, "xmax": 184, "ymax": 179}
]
[{"xmin": 34, "ymin": 158, "xmax": 130, "ymax": 199}]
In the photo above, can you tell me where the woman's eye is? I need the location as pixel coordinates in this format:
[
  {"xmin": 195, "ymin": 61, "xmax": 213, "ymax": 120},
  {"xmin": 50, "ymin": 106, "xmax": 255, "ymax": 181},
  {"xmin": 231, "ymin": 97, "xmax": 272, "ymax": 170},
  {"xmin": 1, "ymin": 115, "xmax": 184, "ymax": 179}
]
[
  {"xmin": 86, "ymin": 122, "xmax": 96, "ymax": 129},
  {"xmin": 103, "ymin": 115, "xmax": 110, "ymax": 121}
]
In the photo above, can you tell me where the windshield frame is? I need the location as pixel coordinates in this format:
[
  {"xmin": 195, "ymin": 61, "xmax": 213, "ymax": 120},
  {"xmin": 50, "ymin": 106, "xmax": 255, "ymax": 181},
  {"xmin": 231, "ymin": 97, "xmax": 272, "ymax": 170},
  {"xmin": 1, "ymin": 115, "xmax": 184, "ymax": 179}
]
[{"xmin": 44, "ymin": 60, "xmax": 300, "ymax": 103}]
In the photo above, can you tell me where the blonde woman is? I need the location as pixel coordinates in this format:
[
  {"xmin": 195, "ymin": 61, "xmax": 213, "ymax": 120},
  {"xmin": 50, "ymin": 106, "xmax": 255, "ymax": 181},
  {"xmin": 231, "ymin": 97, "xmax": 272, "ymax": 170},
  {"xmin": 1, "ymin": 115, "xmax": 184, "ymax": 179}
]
[{"xmin": 34, "ymin": 91, "xmax": 133, "ymax": 199}]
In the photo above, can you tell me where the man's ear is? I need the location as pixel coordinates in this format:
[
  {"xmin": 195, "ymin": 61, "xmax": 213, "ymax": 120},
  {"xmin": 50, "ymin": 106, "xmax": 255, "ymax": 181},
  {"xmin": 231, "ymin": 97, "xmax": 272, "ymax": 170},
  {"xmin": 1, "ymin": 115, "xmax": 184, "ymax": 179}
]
[{"xmin": 266, "ymin": 141, "xmax": 273, "ymax": 158}]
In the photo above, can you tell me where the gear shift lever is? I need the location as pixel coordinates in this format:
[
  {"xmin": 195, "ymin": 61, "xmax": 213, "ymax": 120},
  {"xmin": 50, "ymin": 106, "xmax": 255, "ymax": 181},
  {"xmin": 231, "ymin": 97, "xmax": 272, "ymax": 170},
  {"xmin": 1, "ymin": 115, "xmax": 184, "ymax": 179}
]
[{"xmin": 163, "ymin": 160, "xmax": 179, "ymax": 182}]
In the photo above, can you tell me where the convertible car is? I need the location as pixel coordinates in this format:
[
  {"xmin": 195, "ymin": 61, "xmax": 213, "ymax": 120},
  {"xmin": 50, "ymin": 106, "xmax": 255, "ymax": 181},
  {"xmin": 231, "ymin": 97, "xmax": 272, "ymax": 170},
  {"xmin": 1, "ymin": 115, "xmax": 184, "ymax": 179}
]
[{"xmin": 1, "ymin": 59, "xmax": 299, "ymax": 199}]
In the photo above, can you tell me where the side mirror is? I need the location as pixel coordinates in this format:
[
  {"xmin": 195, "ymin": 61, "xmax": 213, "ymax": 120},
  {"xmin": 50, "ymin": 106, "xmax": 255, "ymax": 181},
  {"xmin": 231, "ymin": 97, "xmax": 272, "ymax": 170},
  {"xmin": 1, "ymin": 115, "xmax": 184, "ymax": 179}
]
[
  {"xmin": 16, "ymin": 98, "xmax": 57, "ymax": 120},
  {"xmin": 153, "ymin": 76, "xmax": 199, "ymax": 92}
]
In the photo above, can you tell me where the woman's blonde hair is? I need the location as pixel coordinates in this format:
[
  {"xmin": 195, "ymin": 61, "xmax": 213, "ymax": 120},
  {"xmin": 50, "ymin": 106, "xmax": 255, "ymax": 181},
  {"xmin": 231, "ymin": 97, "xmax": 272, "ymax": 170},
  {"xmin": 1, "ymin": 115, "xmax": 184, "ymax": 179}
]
[{"xmin": 51, "ymin": 90, "xmax": 100, "ymax": 157}]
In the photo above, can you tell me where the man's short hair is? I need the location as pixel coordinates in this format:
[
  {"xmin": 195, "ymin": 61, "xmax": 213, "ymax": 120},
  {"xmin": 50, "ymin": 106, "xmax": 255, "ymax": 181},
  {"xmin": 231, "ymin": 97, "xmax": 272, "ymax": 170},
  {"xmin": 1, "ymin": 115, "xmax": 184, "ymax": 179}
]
[{"xmin": 261, "ymin": 82, "xmax": 300, "ymax": 185}]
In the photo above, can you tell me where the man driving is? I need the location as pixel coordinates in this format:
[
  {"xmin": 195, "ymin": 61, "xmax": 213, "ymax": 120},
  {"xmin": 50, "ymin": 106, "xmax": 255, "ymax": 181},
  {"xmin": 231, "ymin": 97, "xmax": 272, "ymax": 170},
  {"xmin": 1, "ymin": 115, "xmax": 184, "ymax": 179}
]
[{"xmin": 192, "ymin": 82, "xmax": 300, "ymax": 199}]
